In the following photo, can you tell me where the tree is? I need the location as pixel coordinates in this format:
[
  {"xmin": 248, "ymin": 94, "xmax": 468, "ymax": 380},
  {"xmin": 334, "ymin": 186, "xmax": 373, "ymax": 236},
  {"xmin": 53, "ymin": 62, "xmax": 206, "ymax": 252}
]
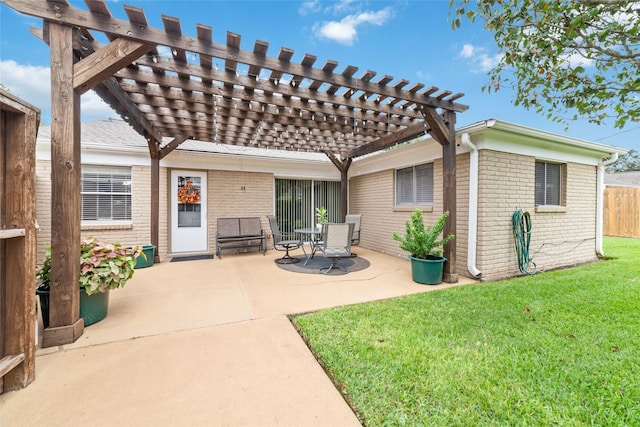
[
  {"xmin": 451, "ymin": 0, "xmax": 640, "ymax": 129},
  {"xmin": 610, "ymin": 148, "xmax": 640, "ymax": 172}
]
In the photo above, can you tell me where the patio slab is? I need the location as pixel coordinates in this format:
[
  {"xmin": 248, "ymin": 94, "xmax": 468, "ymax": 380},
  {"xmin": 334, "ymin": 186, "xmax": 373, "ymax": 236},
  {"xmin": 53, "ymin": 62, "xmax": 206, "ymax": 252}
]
[{"xmin": 1, "ymin": 248, "xmax": 475, "ymax": 426}]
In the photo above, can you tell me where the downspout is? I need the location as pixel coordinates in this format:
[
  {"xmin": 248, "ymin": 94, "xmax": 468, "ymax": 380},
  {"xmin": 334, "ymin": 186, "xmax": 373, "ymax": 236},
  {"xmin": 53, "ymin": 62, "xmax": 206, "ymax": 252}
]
[
  {"xmin": 596, "ymin": 152, "xmax": 618, "ymax": 256},
  {"xmin": 461, "ymin": 133, "xmax": 481, "ymax": 277}
]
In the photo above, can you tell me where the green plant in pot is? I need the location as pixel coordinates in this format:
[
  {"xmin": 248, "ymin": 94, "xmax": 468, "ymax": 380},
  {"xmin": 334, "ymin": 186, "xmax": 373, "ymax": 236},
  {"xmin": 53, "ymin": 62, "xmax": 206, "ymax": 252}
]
[
  {"xmin": 36, "ymin": 237, "xmax": 143, "ymax": 327},
  {"xmin": 315, "ymin": 206, "xmax": 328, "ymax": 229},
  {"xmin": 393, "ymin": 209, "xmax": 454, "ymax": 285}
]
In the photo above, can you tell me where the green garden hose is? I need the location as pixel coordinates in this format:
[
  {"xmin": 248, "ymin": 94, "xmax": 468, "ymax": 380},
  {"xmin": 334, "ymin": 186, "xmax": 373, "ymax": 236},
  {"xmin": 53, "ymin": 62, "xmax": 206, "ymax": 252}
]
[{"xmin": 512, "ymin": 209, "xmax": 537, "ymax": 275}]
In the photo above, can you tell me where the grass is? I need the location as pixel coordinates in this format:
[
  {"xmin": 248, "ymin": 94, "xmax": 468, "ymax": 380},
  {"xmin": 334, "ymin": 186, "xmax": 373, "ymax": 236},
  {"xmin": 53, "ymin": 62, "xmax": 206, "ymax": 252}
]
[{"xmin": 291, "ymin": 237, "xmax": 640, "ymax": 426}]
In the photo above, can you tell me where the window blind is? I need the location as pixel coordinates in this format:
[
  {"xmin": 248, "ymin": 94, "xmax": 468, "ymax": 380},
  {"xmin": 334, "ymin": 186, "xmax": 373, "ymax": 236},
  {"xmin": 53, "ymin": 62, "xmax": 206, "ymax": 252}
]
[
  {"xmin": 81, "ymin": 166, "xmax": 132, "ymax": 221},
  {"xmin": 395, "ymin": 163, "xmax": 434, "ymax": 205}
]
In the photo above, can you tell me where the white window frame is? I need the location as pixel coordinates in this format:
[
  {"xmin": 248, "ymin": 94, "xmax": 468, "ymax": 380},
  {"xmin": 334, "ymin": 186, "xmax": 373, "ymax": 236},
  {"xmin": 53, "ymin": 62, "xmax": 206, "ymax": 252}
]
[
  {"xmin": 395, "ymin": 163, "xmax": 434, "ymax": 206},
  {"xmin": 81, "ymin": 165, "xmax": 132, "ymax": 223}
]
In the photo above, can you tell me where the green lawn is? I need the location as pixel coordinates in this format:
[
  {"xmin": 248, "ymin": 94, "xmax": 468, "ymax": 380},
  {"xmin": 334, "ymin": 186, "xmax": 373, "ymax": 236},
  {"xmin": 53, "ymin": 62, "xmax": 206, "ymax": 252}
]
[{"xmin": 292, "ymin": 237, "xmax": 640, "ymax": 426}]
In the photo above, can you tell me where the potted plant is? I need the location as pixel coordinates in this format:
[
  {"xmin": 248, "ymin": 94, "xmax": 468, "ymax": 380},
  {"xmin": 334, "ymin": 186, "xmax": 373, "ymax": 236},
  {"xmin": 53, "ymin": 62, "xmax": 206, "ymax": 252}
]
[
  {"xmin": 392, "ymin": 209, "xmax": 454, "ymax": 285},
  {"xmin": 36, "ymin": 237, "xmax": 143, "ymax": 327},
  {"xmin": 315, "ymin": 206, "xmax": 328, "ymax": 230}
]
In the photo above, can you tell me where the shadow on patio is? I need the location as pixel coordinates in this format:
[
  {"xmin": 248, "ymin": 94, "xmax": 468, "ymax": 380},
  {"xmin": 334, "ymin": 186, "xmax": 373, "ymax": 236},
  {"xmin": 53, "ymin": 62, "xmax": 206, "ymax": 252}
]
[{"xmin": 2, "ymin": 248, "xmax": 475, "ymax": 426}]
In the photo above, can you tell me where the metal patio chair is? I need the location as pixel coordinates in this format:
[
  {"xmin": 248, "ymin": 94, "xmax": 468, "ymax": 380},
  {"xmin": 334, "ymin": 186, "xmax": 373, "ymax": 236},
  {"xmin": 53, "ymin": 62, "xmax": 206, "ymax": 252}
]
[
  {"xmin": 319, "ymin": 222, "xmax": 355, "ymax": 274},
  {"xmin": 266, "ymin": 215, "xmax": 303, "ymax": 264},
  {"xmin": 345, "ymin": 213, "xmax": 362, "ymax": 246}
]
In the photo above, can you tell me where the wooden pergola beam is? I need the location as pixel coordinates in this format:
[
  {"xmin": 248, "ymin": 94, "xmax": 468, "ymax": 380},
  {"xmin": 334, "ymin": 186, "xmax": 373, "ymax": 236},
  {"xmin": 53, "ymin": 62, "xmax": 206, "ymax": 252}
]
[
  {"xmin": 346, "ymin": 121, "xmax": 428, "ymax": 159},
  {"xmin": 419, "ymin": 106, "xmax": 452, "ymax": 145},
  {"xmin": 30, "ymin": 25, "xmax": 163, "ymax": 144},
  {"xmin": 159, "ymin": 135, "xmax": 189, "ymax": 160},
  {"xmin": 73, "ymin": 37, "xmax": 153, "ymax": 94}
]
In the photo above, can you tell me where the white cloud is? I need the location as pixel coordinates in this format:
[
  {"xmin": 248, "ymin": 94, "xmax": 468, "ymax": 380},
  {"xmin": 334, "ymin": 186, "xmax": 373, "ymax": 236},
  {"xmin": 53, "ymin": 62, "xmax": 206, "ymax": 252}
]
[
  {"xmin": 299, "ymin": 0, "xmax": 321, "ymax": 16},
  {"xmin": 333, "ymin": 0, "xmax": 358, "ymax": 13},
  {"xmin": 0, "ymin": 60, "xmax": 50, "ymax": 110},
  {"xmin": 416, "ymin": 70, "xmax": 432, "ymax": 81},
  {"xmin": 81, "ymin": 92, "xmax": 116, "ymax": 121},
  {"xmin": 0, "ymin": 59, "xmax": 117, "ymax": 122},
  {"xmin": 314, "ymin": 7, "xmax": 393, "ymax": 45},
  {"xmin": 457, "ymin": 44, "xmax": 501, "ymax": 73},
  {"xmin": 561, "ymin": 51, "xmax": 595, "ymax": 68}
]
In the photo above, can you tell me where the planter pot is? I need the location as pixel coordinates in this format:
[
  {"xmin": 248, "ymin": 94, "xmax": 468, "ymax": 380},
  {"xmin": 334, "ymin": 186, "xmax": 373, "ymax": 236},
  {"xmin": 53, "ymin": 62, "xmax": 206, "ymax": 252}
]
[
  {"xmin": 80, "ymin": 288, "xmax": 110, "ymax": 326},
  {"xmin": 36, "ymin": 289, "xmax": 50, "ymax": 329},
  {"xmin": 409, "ymin": 255, "xmax": 447, "ymax": 285},
  {"xmin": 135, "ymin": 245, "xmax": 156, "ymax": 269},
  {"xmin": 36, "ymin": 288, "xmax": 110, "ymax": 328}
]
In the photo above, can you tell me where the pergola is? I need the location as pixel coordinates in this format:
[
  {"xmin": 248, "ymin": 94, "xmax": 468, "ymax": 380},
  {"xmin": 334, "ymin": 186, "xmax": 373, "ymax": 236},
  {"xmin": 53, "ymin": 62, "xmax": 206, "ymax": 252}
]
[{"xmin": 3, "ymin": 0, "xmax": 468, "ymax": 345}]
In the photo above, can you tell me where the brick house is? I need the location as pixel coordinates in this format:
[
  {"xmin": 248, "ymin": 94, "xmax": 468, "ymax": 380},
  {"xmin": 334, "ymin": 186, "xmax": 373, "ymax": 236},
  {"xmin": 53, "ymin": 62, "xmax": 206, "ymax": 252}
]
[{"xmin": 35, "ymin": 118, "xmax": 627, "ymax": 281}]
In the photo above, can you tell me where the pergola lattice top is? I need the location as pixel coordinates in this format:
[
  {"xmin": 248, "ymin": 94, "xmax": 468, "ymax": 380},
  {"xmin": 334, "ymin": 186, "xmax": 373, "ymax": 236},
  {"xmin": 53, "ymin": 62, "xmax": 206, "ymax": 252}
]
[{"xmin": 11, "ymin": 0, "xmax": 467, "ymax": 159}]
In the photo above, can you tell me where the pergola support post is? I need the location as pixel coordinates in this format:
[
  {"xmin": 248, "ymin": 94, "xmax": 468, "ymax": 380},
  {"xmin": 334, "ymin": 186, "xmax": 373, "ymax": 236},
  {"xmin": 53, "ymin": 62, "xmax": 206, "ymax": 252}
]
[
  {"xmin": 150, "ymin": 155, "xmax": 160, "ymax": 263},
  {"xmin": 325, "ymin": 151, "xmax": 352, "ymax": 221},
  {"xmin": 441, "ymin": 111, "xmax": 457, "ymax": 283},
  {"xmin": 43, "ymin": 22, "xmax": 84, "ymax": 347},
  {"xmin": 420, "ymin": 107, "xmax": 458, "ymax": 283}
]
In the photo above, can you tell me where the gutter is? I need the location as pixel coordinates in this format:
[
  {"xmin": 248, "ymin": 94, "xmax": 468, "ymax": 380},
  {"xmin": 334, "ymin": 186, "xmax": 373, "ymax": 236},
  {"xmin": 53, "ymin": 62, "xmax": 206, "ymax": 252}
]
[
  {"xmin": 460, "ymin": 133, "xmax": 481, "ymax": 277},
  {"xmin": 596, "ymin": 152, "xmax": 619, "ymax": 256}
]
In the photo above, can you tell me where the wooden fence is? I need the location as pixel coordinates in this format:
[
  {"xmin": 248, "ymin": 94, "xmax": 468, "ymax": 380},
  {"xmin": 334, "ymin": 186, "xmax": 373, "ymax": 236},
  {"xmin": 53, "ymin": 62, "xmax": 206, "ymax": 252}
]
[{"xmin": 604, "ymin": 186, "xmax": 640, "ymax": 238}]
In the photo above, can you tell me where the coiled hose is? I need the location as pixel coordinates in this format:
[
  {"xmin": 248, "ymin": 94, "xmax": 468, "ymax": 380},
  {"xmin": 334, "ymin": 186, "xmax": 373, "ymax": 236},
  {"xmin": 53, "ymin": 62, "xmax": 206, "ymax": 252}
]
[{"xmin": 512, "ymin": 209, "xmax": 537, "ymax": 275}]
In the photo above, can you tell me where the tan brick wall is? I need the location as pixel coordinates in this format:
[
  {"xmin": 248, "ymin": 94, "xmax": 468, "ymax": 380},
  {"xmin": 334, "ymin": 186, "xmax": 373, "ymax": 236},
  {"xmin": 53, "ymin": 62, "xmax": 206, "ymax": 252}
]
[
  {"xmin": 205, "ymin": 170, "xmax": 274, "ymax": 257},
  {"xmin": 158, "ymin": 167, "xmax": 169, "ymax": 260},
  {"xmin": 476, "ymin": 150, "xmax": 598, "ymax": 281},
  {"xmin": 35, "ymin": 162, "xmax": 52, "ymax": 264},
  {"xmin": 349, "ymin": 154, "xmax": 471, "ymax": 278},
  {"xmin": 35, "ymin": 162, "xmax": 152, "ymax": 264},
  {"xmin": 35, "ymin": 162, "xmax": 275, "ymax": 262},
  {"xmin": 143, "ymin": 168, "xmax": 274, "ymax": 259}
]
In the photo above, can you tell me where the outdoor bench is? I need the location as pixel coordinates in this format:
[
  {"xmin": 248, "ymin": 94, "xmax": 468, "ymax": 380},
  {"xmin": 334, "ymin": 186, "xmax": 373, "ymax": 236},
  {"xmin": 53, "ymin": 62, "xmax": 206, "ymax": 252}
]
[{"xmin": 215, "ymin": 217, "xmax": 266, "ymax": 259}]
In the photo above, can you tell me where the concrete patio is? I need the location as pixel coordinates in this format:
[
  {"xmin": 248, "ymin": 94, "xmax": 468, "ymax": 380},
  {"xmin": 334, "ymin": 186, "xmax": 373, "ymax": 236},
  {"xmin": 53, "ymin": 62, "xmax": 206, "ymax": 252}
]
[{"xmin": 1, "ymin": 247, "xmax": 475, "ymax": 426}]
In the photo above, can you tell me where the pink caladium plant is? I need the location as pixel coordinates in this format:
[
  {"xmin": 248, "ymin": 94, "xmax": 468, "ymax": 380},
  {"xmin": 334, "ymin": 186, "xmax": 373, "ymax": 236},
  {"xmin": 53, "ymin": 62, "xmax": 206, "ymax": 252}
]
[{"xmin": 37, "ymin": 237, "xmax": 144, "ymax": 296}]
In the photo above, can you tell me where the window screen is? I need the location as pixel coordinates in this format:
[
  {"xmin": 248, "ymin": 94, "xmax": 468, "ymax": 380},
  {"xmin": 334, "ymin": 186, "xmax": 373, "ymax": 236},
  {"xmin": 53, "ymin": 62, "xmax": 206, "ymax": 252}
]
[{"xmin": 81, "ymin": 166, "xmax": 132, "ymax": 221}]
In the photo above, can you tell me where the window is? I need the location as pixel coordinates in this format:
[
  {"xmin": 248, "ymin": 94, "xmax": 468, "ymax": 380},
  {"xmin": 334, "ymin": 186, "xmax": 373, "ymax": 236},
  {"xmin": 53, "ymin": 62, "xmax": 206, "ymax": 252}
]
[
  {"xmin": 535, "ymin": 161, "xmax": 563, "ymax": 206},
  {"xmin": 274, "ymin": 179, "xmax": 341, "ymax": 233},
  {"xmin": 395, "ymin": 163, "xmax": 434, "ymax": 206},
  {"xmin": 81, "ymin": 166, "xmax": 132, "ymax": 221}
]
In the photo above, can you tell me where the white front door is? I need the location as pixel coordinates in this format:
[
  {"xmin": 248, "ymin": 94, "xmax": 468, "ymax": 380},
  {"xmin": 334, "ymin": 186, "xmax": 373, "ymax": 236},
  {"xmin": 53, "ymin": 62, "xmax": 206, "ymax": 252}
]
[{"xmin": 171, "ymin": 170, "xmax": 207, "ymax": 253}]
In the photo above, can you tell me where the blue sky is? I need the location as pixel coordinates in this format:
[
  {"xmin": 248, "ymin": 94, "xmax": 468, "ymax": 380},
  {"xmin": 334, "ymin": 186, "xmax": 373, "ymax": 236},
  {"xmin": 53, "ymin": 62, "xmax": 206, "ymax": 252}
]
[{"xmin": 0, "ymin": 0, "xmax": 637, "ymax": 151}]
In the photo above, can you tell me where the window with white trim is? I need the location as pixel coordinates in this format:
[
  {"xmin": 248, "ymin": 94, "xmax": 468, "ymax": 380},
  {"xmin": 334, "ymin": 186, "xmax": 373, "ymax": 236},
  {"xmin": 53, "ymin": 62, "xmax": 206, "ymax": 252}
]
[
  {"xmin": 81, "ymin": 166, "xmax": 132, "ymax": 221},
  {"xmin": 535, "ymin": 161, "xmax": 564, "ymax": 206},
  {"xmin": 395, "ymin": 163, "xmax": 434, "ymax": 206}
]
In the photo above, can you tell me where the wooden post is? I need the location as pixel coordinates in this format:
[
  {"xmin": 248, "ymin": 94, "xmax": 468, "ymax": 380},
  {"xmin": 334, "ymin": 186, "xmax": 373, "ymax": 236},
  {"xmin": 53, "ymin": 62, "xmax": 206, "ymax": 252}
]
[
  {"xmin": 0, "ymin": 90, "xmax": 39, "ymax": 392},
  {"xmin": 339, "ymin": 159, "xmax": 353, "ymax": 222},
  {"xmin": 324, "ymin": 151, "xmax": 351, "ymax": 221},
  {"xmin": 44, "ymin": 22, "xmax": 84, "ymax": 346},
  {"xmin": 442, "ymin": 111, "xmax": 457, "ymax": 283},
  {"xmin": 150, "ymin": 154, "xmax": 160, "ymax": 262}
]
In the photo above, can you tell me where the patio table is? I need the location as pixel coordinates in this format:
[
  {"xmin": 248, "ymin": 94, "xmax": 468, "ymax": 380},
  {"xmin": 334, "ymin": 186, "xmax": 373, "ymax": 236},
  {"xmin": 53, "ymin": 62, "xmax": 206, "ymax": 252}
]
[{"xmin": 294, "ymin": 227, "xmax": 323, "ymax": 265}]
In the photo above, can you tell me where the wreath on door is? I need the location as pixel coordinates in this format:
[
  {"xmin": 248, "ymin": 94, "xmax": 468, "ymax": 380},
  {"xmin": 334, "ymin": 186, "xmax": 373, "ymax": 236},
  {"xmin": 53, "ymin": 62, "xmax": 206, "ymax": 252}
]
[{"xmin": 177, "ymin": 179, "xmax": 201, "ymax": 204}]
